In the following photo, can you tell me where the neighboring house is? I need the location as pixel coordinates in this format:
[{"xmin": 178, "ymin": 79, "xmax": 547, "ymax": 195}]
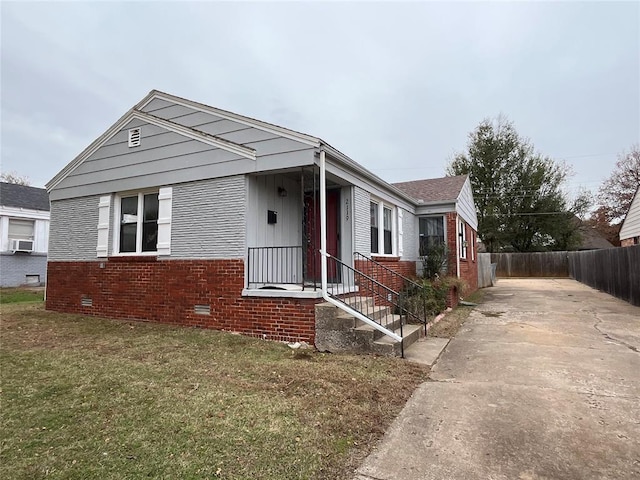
[
  {"xmin": 45, "ymin": 90, "xmax": 479, "ymax": 352},
  {"xmin": 619, "ymin": 185, "xmax": 640, "ymax": 246},
  {"xmin": 573, "ymin": 216, "xmax": 614, "ymax": 250},
  {"xmin": 393, "ymin": 175, "xmax": 479, "ymax": 292},
  {"xmin": 0, "ymin": 182, "xmax": 50, "ymax": 287}
]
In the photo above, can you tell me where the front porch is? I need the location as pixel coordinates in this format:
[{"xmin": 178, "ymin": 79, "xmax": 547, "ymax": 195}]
[{"xmin": 243, "ymin": 167, "xmax": 355, "ymax": 296}]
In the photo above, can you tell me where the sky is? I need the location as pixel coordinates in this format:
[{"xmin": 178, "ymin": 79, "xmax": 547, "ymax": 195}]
[{"xmin": 1, "ymin": 1, "xmax": 639, "ymax": 203}]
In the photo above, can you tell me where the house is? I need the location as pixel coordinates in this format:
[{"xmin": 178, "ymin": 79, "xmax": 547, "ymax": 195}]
[
  {"xmin": 0, "ymin": 182, "xmax": 50, "ymax": 287},
  {"xmin": 393, "ymin": 175, "xmax": 479, "ymax": 293},
  {"xmin": 573, "ymin": 216, "xmax": 614, "ymax": 250},
  {"xmin": 619, "ymin": 185, "xmax": 640, "ymax": 246},
  {"xmin": 45, "ymin": 90, "xmax": 479, "ymax": 354}
]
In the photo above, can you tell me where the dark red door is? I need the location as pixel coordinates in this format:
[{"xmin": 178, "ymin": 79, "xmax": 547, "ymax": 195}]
[{"xmin": 304, "ymin": 190, "xmax": 340, "ymax": 282}]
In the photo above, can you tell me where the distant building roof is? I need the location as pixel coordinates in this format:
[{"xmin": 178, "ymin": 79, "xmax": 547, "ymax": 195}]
[
  {"xmin": 0, "ymin": 182, "xmax": 50, "ymax": 211},
  {"xmin": 572, "ymin": 216, "xmax": 614, "ymax": 250},
  {"xmin": 392, "ymin": 175, "xmax": 468, "ymax": 203}
]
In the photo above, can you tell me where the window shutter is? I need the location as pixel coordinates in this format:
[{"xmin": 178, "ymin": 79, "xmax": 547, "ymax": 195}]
[
  {"xmin": 156, "ymin": 187, "xmax": 172, "ymax": 256},
  {"xmin": 397, "ymin": 209, "xmax": 404, "ymax": 256},
  {"xmin": 97, "ymin": 195, "xmax": 111, "ymax": 257}
]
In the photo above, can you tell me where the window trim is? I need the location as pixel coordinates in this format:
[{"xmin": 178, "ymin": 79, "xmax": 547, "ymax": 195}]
[
  {"xmin": 370, "ymin": 199, "xmax": 396, "ymax": 257},
  {"xmin": 113, "ymin": 189, "xmax": 159, "ymax": 256}
]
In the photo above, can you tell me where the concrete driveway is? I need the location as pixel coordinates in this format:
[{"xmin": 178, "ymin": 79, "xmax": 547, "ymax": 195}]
[{"xmin": 356, "ymin": 278, "xmax": 640, "ymax": 480}]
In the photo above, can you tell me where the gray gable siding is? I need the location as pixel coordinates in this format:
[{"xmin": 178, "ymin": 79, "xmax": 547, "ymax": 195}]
[
  {"xmin": 141, "ymin": 101, "xmax": 316, "ymax": 167},
  {"xmin": 49, "ymin": 119, "xmax": 254, "ymax": 201},
  {"xmin": 49, "ymin": 196, "xmax": 100, "ymax": 261},
  {"xmin": 171, "ymin": 176, "xmax": 247, "ymax": 259},
  {"xmin": 620, "ymin": 189, "xmax": 640, "ymax": 241},
  {"xmin": 455, "ymin": 178, "xmax": 479, "ymax": 230},
  {"xmin": 354, "ymin": 186, "xmax": 370, "ymax": 256}
]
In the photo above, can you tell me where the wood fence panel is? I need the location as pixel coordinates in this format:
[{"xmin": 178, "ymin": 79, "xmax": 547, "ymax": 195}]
[
  {"xmin": 568, "ymin": 246, "xmax": 640, "ymax": 306},
  {"xmin": 477, "ymin": 253, "xmax": 495, "ymax": 288},
  {"xmin": 490, "ymin": 252, "xmax": 569, "ymax": 278}
]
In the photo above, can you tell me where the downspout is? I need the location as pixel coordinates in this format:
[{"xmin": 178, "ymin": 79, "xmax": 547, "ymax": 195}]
[{"xmin": 319, "ymin": 148, "xmax": 402, "ymax": 343}]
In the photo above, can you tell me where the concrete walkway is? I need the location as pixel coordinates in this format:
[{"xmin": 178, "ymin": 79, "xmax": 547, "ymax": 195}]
[{"xmin": 355, "ymin": 278, "xmax": 640, "ymax": 480}]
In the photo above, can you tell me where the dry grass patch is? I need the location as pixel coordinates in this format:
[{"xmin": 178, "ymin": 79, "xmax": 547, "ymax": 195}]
[
  {"xmin": 428, "ymin": 289, "xmax": 486, "ymax": 338},
  {"xmin": 1, "ymin": 303, "xmax": 428, "ymax": 479}
]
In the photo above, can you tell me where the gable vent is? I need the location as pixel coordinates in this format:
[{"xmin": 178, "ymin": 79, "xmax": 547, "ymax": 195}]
[{"xmin": 128, "ymin": 127, "xmax": 141, "ymax": 147}]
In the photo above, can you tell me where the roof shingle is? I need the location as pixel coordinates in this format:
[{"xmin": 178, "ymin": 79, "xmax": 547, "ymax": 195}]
[
  {"xmin": 392, "ymin": 175, "xmax": 468, "ymax": 203},
  {"xmin": 0, "ymin": 182, "xmax": 50, "ymax": 211}
]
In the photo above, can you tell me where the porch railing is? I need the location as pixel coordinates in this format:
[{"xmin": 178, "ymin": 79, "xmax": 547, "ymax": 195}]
[
  {"xmin": 247, "ymin": 246, "xmax": 304, "ymax": 288},
  {"xmin": 353, "ymin": 252, "xmax": 429, "ymax": 334}
]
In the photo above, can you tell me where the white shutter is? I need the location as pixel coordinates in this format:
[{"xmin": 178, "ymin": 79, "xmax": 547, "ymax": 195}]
[
  {"xmin": 397, "ymin": 209, "xmax": 404, "ymax": 257},
  {"xmin": 156, "ymin": 187, "xmax": 172, "ymax": 256},
  {"xmin": 96, "ymin": 195, "xmax": 111, "ymax": 257}
]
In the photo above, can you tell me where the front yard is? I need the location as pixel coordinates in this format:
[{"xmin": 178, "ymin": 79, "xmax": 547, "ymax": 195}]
[{"xmin": 0, "ymin": 297, "xmax": 428, "ymax": 479}]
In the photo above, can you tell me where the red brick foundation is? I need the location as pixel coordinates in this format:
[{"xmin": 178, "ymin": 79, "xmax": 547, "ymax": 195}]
[{"xmin": 46, "ymin": 257, "xmax": 317, "ymax": 343}]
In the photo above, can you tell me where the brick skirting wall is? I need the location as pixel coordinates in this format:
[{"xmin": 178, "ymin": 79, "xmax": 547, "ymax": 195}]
[{"xmin": 46, "ymin": 257, "xmax": 317, "ymax": 343}]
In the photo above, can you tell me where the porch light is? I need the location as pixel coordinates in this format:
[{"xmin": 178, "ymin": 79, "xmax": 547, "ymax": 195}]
[{"xmin": 278, "ymin": 187, "xmax": 287, "ymax": 197}]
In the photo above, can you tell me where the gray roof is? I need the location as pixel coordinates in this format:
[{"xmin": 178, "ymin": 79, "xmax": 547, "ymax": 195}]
[
  {"xmin": 392, "ymin": 175, "xmax": 468, "ymax": 203},
  {"xmin": 0, "ymin": 182, "xmax": 50, "ymax": 211}
]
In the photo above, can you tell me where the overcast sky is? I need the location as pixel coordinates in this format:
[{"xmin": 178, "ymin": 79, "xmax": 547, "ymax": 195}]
[{"xmin": 1, "ymin": 1, "xmax": 638, "ymax": 201}]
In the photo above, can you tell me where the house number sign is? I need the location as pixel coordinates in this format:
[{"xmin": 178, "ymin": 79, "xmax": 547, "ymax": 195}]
[{"xmin": 345, "ymin": 197, "xmax": 350, "ymax": 221}]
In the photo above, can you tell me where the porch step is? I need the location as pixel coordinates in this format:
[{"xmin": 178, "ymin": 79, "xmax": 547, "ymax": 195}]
[
  {"xmin": 353, "ymin": 314, "xmax": 403, "ymax": 343},
  {"xmin": 372, "ymin": 324, "xmax": 424, "ymax": 357}
]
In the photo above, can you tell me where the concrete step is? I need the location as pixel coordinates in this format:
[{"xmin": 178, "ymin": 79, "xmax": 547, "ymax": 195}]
[
  {"xmin": 371, "ymin": 324, "xmax": 424, "ymax": 357},
  {"xmin": 353, "ymin": 314, "xmax": 404, "ymax": 342}
]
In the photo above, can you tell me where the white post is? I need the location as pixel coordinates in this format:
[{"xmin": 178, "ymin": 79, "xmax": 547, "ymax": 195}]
[{"xmin": 320, "ymin": 150, "xmax": 328, "ymax": 293}]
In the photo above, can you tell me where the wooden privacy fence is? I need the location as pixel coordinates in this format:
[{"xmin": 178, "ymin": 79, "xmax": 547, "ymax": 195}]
[
  {"xmin": 568, "ymin": 246, "xmax": 640, "ymax": 306},
  {"xmin": 490, "ymin": 252, "xmax": 569, "ymax": 278}
]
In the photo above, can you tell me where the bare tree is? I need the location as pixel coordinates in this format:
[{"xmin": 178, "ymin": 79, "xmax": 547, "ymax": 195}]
[
  {"xmin": 598, "ymin": 145, "xmax": 640, "ymax": 223},
  {"xmin": 0, "ymin": 171, "xmax": 31, "ymax": 185}
]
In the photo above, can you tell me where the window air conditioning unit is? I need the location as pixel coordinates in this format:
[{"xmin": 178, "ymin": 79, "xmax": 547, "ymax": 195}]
[{"xmin": 11, "ymin": 239, "xmax": 34, "ymax": 253}]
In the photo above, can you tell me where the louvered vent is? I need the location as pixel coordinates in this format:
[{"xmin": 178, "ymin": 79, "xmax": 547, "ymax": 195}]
[
  {"xmin": 194, "ymin": 304, "xmax": 211, "ymax": 315},
  {"xmin": 128, "ymin": 127, "xmax": 141, "ymax": 147},
  {"xmin": 81, "ymin": 297, "xmax": 93, "ymax": 307}
]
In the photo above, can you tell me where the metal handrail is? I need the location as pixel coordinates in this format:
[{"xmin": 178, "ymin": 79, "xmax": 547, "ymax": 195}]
[
  {"xmin": 354, "ymin": 252, "xmax": 423, "ymax": 290},
  {"xmin": 326, "ymin": 254, "xmax": 406, "ymax": 357},
  {"xmin": 353, "ymin": 252, "xmax": 429, "ymax": 333}
]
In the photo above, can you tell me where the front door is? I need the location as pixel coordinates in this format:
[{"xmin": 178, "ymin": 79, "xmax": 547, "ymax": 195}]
[{"xmin": 304, "ymin": 189, "xmax": 340, "ymax": 282}]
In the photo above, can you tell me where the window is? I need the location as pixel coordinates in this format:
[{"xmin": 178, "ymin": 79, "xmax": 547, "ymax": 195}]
[
  {"xmin": 8, "ymin": 219, "xmax": 35, "ymax": 242},
  {"xmin": 383, "ymin": 207, "xmax": 392, "ymax": 254},
  {"xmin": 370, "ymin": 202, "xmax": 379, "ymax": 254},
  {"xmin": 370, "ymin": 200, "xmax": 395, "ymax": 255},
  {"xmin": 118, "ymin": 192, "xmax": 159, "ymax": 253},
  {"xmin": 419, "ymin": 216, "xmax": 444, "ymax": 256},
  {"xmin": 459, "ymin": 220, "xmax": 467, "ymax": 259}
]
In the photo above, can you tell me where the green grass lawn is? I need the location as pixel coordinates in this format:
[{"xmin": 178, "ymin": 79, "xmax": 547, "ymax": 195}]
[
  {"xmin": 0, "ymin": 302, "xmax": 428, "ymax": 479},
  {"xmin": 0, "ymin": 288, "xmax": 44, "ymax": 304}
]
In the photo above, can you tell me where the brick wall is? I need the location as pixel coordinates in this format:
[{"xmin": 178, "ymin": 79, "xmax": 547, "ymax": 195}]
[
  {"xmin": 445, "ymin": 212, "xmax": 478, "ymax": 297},
  {"xmin": 621, "ymin": 237, "xmax": 638, "ymax": 247},
  {"xmin": 46, "ymin": 257, "xmax": 317, "ymax": 343},
  {"xmin": 354, "ymin": 256, "xmax": 416, "ymax": 307}
]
